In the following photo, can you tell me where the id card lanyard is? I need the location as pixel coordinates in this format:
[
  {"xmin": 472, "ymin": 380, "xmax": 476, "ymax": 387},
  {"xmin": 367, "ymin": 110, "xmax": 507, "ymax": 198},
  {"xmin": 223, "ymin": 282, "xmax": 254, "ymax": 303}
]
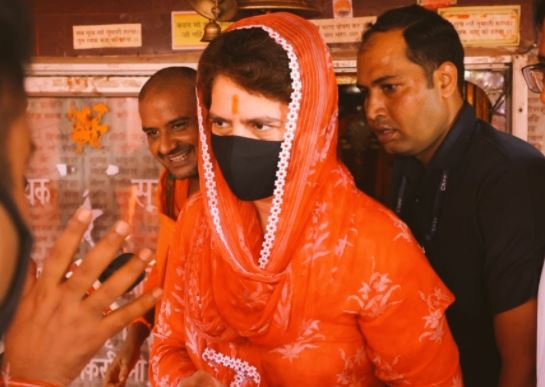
[{"xmin": 395, "ymin": 169, "xmax": 449, "ymax": 247}]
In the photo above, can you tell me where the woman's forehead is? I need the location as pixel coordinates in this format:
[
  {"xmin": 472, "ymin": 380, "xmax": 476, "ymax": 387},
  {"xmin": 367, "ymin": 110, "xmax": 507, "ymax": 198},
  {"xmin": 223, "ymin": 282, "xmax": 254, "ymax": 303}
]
[{"xmin": 210, "ymin": 75, "xmax": 287, "ymax": 119}]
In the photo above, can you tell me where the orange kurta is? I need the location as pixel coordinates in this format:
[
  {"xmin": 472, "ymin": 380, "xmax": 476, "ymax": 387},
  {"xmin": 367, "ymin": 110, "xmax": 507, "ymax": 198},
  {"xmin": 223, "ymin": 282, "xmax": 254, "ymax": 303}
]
[
  {"xmin": 136, "ymin": 170, "xmax": 189, "ymax": 326},
  {"xmin": 150, "ymin": 13, "xmax": 462, "ymax": 386}
]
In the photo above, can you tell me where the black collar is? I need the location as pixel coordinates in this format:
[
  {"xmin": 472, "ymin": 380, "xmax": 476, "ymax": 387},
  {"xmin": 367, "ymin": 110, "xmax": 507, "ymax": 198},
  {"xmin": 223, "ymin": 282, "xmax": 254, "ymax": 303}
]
[
  {"xmin": 396, "ymin": 102, "xmax": 478, "ymax": 174},
  {"xmin": 428, "ymin": 102, "xmax": 477, "ymax": 171}
]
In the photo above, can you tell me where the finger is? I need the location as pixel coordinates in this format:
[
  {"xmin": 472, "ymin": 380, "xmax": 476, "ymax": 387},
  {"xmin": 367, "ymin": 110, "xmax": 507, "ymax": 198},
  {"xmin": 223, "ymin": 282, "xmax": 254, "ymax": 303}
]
[
  {"xmin": 21, "ymin": 258, "xmax": 37, "ymax": 297},
  {"xmin": 41, "ymin": 208, "xmax": 92, "ymax": 286},
  {"xmin": 104, "ymin": 361, "xmax": 119, "ymax": 381},
  {"xmin": 63, "ymin": 220, "xmax": 130, "ymax": 297},
  {"xmin": 84, "ymin": 249, "xmax": 152, "ymax": 312},
  {"xmin": 119, "ymin": 363, "xmax": 129, "ymax": 383},
  {"xmin": 101, "ymin": 288, "xmax": 162, "ymax": 339}
]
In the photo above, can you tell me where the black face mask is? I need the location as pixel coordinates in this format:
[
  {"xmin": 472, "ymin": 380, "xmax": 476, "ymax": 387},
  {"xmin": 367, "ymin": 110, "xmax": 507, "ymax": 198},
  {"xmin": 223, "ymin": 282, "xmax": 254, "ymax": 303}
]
[
  {"xmin": 211, "ymin": 134, "xmax": 282, "ymax": 201},
  {"xmin": 0, "ymin": 184, "xmax": 33, "ymax": 337}
]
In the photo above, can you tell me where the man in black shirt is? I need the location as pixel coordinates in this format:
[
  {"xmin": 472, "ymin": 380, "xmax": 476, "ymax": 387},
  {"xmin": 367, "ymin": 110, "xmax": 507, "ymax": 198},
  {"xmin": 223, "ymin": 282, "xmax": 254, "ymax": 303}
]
[
  {"xmin": 357, "ymin": 5, "xmax": 545, "ymax": 387},
  {"xmin": 526, "ymin": 1, "xmax": 545, "ymax": 384}
]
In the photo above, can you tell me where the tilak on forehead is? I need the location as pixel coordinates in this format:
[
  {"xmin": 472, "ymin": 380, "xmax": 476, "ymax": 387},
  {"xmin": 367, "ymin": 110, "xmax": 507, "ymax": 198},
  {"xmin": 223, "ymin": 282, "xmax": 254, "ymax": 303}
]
[{"xmin": 232, "ymin": 94, "xmax": 239, "ymax": 115}]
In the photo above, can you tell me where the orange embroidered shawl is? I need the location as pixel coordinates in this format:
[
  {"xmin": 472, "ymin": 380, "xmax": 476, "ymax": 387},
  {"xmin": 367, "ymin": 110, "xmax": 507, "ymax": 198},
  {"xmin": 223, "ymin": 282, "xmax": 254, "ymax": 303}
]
[{"xmin": 151, "ymin": 12, "xmax": 462, "ymax": 386}]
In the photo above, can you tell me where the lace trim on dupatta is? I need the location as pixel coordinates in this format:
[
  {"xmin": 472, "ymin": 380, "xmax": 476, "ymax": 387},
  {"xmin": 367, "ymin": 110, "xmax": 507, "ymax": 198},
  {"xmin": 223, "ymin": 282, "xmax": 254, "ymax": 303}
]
[
  {"xmin": 202, "ymin": 348, "xmax": 261, "ymax": 386},
  {"xmin": 197, "ymin": 24, "xmax": 302, "ymax": 270}
]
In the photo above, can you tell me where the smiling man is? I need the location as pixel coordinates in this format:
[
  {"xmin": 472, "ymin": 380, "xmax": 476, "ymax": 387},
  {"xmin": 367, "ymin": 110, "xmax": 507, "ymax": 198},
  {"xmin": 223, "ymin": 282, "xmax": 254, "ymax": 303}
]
[
  {"xmin": 357, "ymin": 5, "xmax": 545, "ymax": 387},
  {"xmin": 104, "ymin": 67, "xmax": 199, "ymax": 386},
  {"xmin": 139, "ymin": 67, "xmax": 199, "ymax": 184}
]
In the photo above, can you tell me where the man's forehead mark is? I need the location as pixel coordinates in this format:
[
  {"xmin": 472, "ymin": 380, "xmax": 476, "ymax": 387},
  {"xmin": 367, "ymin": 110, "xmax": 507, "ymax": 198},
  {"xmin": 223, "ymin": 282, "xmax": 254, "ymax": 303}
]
[{"xmin": 232, "ymin": 94, "xmax": 239, "ymax": 115}]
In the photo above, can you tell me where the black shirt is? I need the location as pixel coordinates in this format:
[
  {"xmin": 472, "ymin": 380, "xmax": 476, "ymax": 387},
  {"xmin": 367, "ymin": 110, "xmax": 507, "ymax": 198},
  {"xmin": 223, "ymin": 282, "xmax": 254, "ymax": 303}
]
[{"xmin": 391, "ymin": 103, "xmax": 545, "ymax": 387}]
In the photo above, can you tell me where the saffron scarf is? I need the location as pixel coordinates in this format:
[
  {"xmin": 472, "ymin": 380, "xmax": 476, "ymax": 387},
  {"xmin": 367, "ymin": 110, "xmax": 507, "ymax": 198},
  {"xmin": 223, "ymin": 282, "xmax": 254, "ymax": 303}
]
[{"xmin": 192, "ymin": 12, "xmax": 343, "ymax": 339}]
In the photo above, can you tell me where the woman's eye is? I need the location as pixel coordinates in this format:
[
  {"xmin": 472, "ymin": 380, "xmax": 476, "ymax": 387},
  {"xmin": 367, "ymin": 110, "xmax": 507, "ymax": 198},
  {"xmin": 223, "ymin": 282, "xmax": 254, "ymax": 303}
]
[
  {"xmin": 211, "ymin": 119, "xmax": 226, "ymax": 128},
  {"xmin": 251, "ymin": 121, "xmax": 279, "ymax": 132},
  {"xmin": 253, "ymin": 122, "xmax": 266, "ymax": 131}
]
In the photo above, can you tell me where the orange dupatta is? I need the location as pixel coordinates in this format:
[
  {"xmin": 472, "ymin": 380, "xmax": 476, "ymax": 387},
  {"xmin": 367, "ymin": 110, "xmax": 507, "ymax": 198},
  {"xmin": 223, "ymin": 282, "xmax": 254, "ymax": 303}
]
[{"xmin": 151, "ymin": 12, "xmax": 462, "ymax": 386}]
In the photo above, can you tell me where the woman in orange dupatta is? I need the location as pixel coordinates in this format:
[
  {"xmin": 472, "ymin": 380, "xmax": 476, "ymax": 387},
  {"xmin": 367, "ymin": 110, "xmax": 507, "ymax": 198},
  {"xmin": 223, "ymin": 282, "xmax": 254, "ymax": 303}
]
[{"xmin": 151, "ymin": 12, "xmax": 462, "ymax": 386}]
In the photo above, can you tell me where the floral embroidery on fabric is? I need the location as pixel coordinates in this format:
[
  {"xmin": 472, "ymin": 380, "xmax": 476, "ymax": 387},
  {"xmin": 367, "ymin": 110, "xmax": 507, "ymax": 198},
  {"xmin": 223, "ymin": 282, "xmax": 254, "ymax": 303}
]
[
  {"xmin": 316, "ymin": 113, "xmax": 338, "ymax": 165},
  {"xmin": 378, "ymin": 207, "xmax": 412, "ymax": 242},
  {"xmin": 272, "ymin": 280, "xmax": 292, "ymax": 328},
  {"xmin": 185, "ymin": 320, "xmax": 200, "ymax": 356},
  {"xmin": 347, "ymin": 271, "xmax": 402, "ymax": 318},
  {"xmin": 448, "ymin": 375, "xmax": 464, "ymax": 387},
  {"xmin": 335, "ymin": 348, "xmax": 367, "ymax": 386},
  {"xmin": 151, "ymin": 300, "xmax": 175, "ymax": 386},
  {"xmin": 418, "ymin": 287, "xmax": 451, "ymax": 342},
  {"xmin": 154, "ymin": 374, "xmax": 174, "ymax": 387},
  {"xmin": 272, "ymin": 320, "xmax": 326, "ymax": 361},
  {"xmin": 332, "ymin": 166, "xmax": 354, "ymax": 189},
  {"xmin": 239, "ymin": 282, "xmax": 269, "ymax": 311},
  {"xmin": 334, "ymin": 234, "xmax": 355, "ymax": 257},
  {"xmin": 302, "ymin": 202, "xmax": 331, "ymax": 265},
  {"xmin": 303, "ymin": 230, "xmax": 331, "ymax": 264},
  {"xmin": 154, "ymin": 300, "xmax": 173, "ymax": 339},
  {"xmin": 369, "ymin": 353, "xmax": 406, "ymax": 382}
]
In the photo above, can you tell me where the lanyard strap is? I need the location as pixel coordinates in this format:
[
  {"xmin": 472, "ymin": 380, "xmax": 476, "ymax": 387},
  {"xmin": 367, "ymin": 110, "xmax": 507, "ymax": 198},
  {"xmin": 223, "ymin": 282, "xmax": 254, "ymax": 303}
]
[
  {"xmin": 395, "ymin": 169, "xmax": 449, "ymax": 245},
  {"xmin": 427, "ymin": 170, "xmax": 449, "ymax": 242}
]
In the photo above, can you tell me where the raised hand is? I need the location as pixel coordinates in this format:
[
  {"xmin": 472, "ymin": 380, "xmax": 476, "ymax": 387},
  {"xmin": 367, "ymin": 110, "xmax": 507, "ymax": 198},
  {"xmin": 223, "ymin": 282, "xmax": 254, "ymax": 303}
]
[{"xmin": 2, "ymin": 208, "xmax": 162, "ymax": 386}]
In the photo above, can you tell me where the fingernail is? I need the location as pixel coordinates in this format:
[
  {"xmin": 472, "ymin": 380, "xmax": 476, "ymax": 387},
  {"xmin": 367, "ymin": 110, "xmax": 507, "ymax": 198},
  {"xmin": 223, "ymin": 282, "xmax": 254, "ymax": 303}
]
[
  {"xmin": 138, "ymin": 249, "xmax": 152, "ymax": 262},
  {"xmin": 114, "ymin": 221, "xmax": 130, "ymax": 236},
  {"xmin": 148, "ymin": 259, "xmax": 157, "ymax": 267},
  {"xmin": 77, "ymin": 208, "xmax": 92, "ymax": 222},
  {"xmin": 152, "ymin": 288, "xmax": 163, "ymax": 298}
]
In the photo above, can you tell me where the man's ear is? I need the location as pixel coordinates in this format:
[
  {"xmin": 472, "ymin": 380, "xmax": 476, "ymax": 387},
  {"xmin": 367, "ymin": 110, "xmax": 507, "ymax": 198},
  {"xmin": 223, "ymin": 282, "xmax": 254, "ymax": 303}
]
[
  {"xmin": 434, "ymin": 61, "xmax": 459, "ymax": 98},
  {"xmin": 0, "ymin": 204, "xmax": 19, "ymax": 304}
]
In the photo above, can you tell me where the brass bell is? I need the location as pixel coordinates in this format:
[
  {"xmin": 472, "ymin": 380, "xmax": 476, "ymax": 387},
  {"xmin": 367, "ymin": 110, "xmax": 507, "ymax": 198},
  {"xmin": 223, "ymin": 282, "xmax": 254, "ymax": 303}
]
[
  {"xmin": 201, "ymin": 19, "xmax": 222, "ymax": 42},
  {"xmin": 235, "ymin": 0, "xmax": 321, "ymax": 17},
  {"xmin": 189, "ymin": 0, "xmax": 238, "ymax": 21},
  {"xmin": 188, "ymin": 0, "xmax": 238, "ymax": 42}
]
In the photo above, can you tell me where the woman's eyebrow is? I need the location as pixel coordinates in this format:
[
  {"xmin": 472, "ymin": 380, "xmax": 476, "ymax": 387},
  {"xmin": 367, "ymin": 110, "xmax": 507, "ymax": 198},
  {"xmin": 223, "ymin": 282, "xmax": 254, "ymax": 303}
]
[{"xmin": 208, "ymin": 112, "xmax": 228, "ymax": 122}]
